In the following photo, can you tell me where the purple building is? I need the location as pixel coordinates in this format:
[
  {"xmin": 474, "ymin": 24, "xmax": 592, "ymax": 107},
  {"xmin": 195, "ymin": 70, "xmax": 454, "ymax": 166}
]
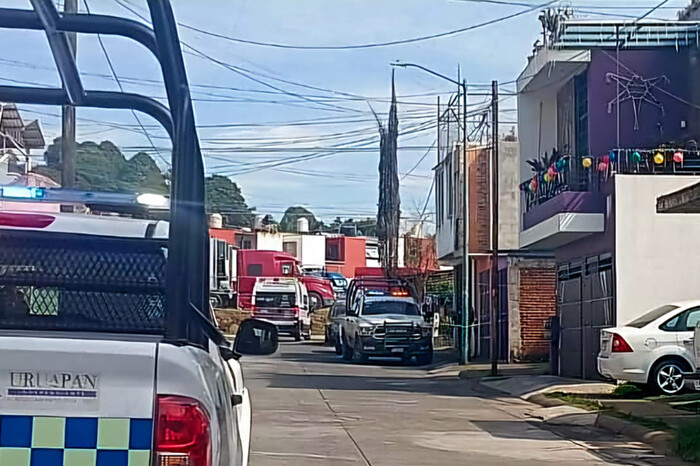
[{"xmin": 517, "ymin": 15, "xmax": 700, "ymax": 379}]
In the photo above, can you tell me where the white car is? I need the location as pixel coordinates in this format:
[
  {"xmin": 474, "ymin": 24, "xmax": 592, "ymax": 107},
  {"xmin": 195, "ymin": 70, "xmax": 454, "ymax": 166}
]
[{"xmin": 598, "ymin": 301, "xmax": 700, "ymax": 395}]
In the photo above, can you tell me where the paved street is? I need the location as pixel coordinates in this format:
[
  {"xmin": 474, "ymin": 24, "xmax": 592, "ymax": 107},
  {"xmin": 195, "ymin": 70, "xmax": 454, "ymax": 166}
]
[{"xmin": 245, "ymin": 341, "xmax": 685, "ymax": 466}]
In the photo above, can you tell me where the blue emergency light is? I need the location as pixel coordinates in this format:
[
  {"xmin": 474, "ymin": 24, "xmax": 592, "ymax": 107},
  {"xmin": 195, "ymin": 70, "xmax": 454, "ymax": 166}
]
[{"xmin": 0, "ymin": 186, "xmax": 46, "ymax": 200}]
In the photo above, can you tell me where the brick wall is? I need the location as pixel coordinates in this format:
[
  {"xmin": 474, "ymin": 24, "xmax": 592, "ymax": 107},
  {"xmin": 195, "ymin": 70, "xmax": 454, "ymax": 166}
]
[{"xmin": 518, "ymin": 267, "xmax": 557, "ymax": 361}]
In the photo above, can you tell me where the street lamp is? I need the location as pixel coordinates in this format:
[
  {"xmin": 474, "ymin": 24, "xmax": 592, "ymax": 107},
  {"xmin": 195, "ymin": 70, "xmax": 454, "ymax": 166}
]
[{"xmin": 392, "ymin": 61, "xmax": 469, "ymax": 365}]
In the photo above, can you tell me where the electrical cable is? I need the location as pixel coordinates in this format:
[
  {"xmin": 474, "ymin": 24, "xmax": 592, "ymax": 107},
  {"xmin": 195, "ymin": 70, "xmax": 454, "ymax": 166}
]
[
  {"xmin": 172, "ymin": 0, "xmax": 557, "ymax": 50},
  {"xmin": 83, "ymin": 0, "xmax": 171, "ymax": 167}
]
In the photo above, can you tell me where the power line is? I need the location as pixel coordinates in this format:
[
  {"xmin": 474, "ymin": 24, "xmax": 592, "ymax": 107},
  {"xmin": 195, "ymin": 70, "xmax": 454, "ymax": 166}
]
[
  {"xmin": 172, "ymin": 0, "xmax": 557, "ymax": 50},
  {"xmin": 402, "ymin": 139, "xmax": 436, "ymax": 181},
  {"xmin": 82, "ymin": 0, "xmax": 170, "ymax": 167}
]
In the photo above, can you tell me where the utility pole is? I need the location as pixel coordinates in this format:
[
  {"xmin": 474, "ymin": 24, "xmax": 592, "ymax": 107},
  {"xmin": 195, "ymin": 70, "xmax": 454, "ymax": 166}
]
[
  {"xmin": 61, "ymin": 0, "xmax": 77, "ymax": 188},
  {"xmin": 490, "ymin": 80, "xmax": 499, "ymax": 377},
  {"xmin": 391, "ymin": 62, "xmax": 469, "ymax": 363},
  {"xmin": 461, "ymin": 79, "xmax": 468, "ymax": 365}
]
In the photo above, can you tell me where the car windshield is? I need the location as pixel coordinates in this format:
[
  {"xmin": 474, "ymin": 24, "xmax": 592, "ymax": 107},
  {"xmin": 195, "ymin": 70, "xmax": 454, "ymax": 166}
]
[
  {"xmin": 362, "ymin": 301, "xmax": 420, "ymax": 316},
  {"xmin": 626, "ymin": 305, "xmax": 679, "ymax": 328},
  {"xmin": 255, "ymin": 292, "xmax": 296, "ymax": 308},
  {"xmin": 331, "ymin": 277, "xmax": 348, "ymax": 287}
]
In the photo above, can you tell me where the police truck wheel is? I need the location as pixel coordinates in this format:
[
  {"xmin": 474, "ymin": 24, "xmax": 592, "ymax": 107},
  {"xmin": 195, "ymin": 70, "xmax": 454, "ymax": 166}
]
[
  {"xmin": 353, "ymin": 335, "xmax": 368, "ymax": 363},
  {"xmin": 334, "ymin": 334, "xmax": 343, "ymax": 355},
  {"xmin": 342, "ymin": 335, "xmax": 353, "ymax": 361},
  {"xmin": 416, "ymin": 352, "xmax": 434, "ymax": 366}
]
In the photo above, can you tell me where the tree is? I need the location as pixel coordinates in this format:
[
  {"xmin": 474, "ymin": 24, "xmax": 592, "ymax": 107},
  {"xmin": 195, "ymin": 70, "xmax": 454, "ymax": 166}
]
[
  {"xmin": 205, "ymin": 175, "xmax": 254, "ymax": 228},
  {"xmin": 36, "ymin": 138, "xmax": 168, "ymax": 194},
  {"xmin": 279, "ymin": 206, "xmax": 322, "ymax": 232},
  {"xmin": 36, "ymin": 139, "xmax": 254, "ymax": 228}
]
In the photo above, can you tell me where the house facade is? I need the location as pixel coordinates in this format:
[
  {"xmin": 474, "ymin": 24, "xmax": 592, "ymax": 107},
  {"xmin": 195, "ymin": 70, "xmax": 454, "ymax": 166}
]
[
  {"xmin": 435, "ymin": 133, "xmax": 557, "ymax": 362},
  {"xmin": 517, "ymin": 14, "xmax": 700, "ymax": 378}
]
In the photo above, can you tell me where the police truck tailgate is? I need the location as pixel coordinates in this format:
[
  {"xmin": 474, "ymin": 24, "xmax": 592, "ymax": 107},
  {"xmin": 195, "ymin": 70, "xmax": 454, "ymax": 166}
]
[{"xmin": 0, "ymin": 336, "xmax": 156, "ymax": 465}]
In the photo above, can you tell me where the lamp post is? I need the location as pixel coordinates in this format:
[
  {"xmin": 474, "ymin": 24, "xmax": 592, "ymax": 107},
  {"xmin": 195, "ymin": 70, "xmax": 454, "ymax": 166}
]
[{"xmin": 392, "ymin": 62, "xmax": 469, "ymax": 364}]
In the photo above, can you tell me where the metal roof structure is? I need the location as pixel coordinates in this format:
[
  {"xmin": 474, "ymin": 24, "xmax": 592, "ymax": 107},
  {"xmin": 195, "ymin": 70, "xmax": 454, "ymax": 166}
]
[
  {"xmin": 551, "ymin": 20, "xmax": 700, "ymax": 49},
  {"xmin": 0, "ymin": 102, "xmax": 45, "ymax": 151}
]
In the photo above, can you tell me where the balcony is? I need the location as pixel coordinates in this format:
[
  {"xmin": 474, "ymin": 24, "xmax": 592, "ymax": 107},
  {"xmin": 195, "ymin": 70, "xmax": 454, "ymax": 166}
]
[{"xmin": 520, "ymin": 148, "xmax": 700, "ymax": 250}]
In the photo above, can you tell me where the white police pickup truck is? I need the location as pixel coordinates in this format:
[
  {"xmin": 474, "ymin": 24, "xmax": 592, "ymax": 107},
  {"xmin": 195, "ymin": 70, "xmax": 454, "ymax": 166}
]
[
  {"xmin": 0, "ymin": 192, "xmax": 278, "ymax": 466},
  {"xmin": 0, "ymin": 2, "xmax": 278, "ymax": 464},
  {"xmin": 340, "ymin": 277, "xmax": 433, "ymax": 365}
]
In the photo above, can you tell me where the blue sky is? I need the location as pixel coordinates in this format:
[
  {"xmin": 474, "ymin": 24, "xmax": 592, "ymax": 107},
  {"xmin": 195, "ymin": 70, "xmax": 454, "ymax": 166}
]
[{"xmin": 0, "ymin": 0, "xmax": 690, "ymax": 223}]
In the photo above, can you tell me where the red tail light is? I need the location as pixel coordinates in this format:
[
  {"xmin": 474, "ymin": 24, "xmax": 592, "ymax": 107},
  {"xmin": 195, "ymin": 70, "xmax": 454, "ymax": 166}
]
[
  {"xmin": 0, "ymin": 212, "xmax": 55, "ymax": 228},
  {"xmin": 155, "ymin": 395, "xmax": 211, "ymax": 466},
  {"xmin": 612, "ymin": 334, "xmax": 633, "ymax": 353}
]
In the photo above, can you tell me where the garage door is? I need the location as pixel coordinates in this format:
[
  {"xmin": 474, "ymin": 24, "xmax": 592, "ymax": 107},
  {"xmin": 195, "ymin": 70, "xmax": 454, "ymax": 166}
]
[{"xmin": 558, "ymin": 255, "xmax": 614, "ymax": 379}]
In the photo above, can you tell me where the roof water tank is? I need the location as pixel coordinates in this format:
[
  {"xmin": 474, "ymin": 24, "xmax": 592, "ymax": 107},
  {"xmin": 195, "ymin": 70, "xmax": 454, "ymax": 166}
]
[
  {"xmin": 209, "ymin": 213, "xmax": 223, "ymax": 228},
  {"xmin": 297, "ymin": 217, "xmax": 309, "ymax": 233},
  {"xmin": 254, "ymin": 214, "xmax": 265, "ymax": 230}
]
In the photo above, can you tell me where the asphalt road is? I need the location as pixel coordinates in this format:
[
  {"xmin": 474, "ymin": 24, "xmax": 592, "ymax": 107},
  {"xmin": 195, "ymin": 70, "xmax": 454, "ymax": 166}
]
[{"xmin": 244, "ymin": 340, "xmax": 687, "ymax": 466}]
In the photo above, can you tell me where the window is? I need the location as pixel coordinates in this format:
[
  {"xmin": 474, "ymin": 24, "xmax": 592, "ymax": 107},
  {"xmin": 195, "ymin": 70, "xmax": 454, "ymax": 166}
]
[
  {"xmin": 686, "ymin": 309, "xmax": 700, "ymax": 330},
  {"xmin": 678, "ymin": 308, "xmax": 700, "ymax": 331},
  {"xmin": 255, "ymin": 293, "xmax": 296, "ymax": 308},
  {"xmin": 435, "ymin": 169, "xmax": 443, "ymax": 227},
  {"xmin": 661, "ymin": 315, "xmax": 681, "ymax": 331},
  {"xmin": 283, "ymin": 242, "xmax": 298, "ymax": 257},
  {"xmin": 447, "ymin": 157, "xmax": 453, "ymax": 217},
  {"xmin": 281, "ymin": 263, "xmax": 293, "ymax": 275},
  {"xmin": 242, "ymin": 240, "xmax": 253, "ymax": 249},
  {"xmin": 362, "ymin": 301, "xmax": 420, "ymax": 316},
  {"xmin": 247, "ymin": 264, "xmax": 263, "ymax": 276},
  {"xmin": 626, "ymin": 305, "xmax": 679, "ymax": 328},
  {"xmin": 327, "ymin": 243, "xmax": 340, "ymax": 261}
]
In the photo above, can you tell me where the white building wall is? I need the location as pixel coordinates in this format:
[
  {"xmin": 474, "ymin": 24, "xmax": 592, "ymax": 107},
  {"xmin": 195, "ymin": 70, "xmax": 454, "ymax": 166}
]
[
  {"xmin": 517, "ymin": 92, "xmax": 557, "ymax": 186},
  {"xmin": 499, "ymin": 141, "xmax": 520, "ymax": 251},
  {"xmin": 256, "ymin": 231, "xmax": 284, "ymax": 251},
  {"xmin": 300, "ymin": 235, "xmax": 326, "ymax": 268},
  {"xmin": 615, "ymin": 175, "xmax": 700, "ymax": 325}
]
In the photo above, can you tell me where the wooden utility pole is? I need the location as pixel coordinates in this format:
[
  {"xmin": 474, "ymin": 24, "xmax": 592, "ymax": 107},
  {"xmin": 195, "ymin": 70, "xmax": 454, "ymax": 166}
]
[
  {"xmin": 61, "ymin": 0, "xmax": 77, "ymax": 188},
  {"xmin": 490, "ymin": 80, "xmax": 499, "ymax": 377}
]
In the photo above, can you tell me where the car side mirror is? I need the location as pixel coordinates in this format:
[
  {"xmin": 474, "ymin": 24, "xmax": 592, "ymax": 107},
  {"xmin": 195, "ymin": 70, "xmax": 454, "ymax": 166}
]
[
  {"xmin": 219, "ymin": 345, "xmax": 239, "ymax": 361},
  {"xmin": 234, "ymin": 319, "xmax": 279, "ymax": 356}
]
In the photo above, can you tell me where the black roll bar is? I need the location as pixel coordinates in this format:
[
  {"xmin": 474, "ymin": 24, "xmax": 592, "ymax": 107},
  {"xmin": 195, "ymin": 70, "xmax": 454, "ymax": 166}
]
[{"xmin": 0, "ymin": 0, "xmax": 211, "ymax": 344}]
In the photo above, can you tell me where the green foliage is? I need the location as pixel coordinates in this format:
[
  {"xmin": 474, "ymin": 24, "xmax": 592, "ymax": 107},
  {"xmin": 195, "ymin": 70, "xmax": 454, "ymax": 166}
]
[
  {"xmin": 205, "ymin": 175, "xmax": 253, "ymax": 228},
  {"xmin": 279, "ymin": 206, "xmax": 323, "ymax": 232},
  {"xmin": 36, "ymin": 138, "xmax": 168, "ymax": 194},
  {"xmin": 612, "ymin": 383, "xmax": 645, "ymax": 399},
  {"xmin": 327, "ymin": 216, "xmax": 378, "ymax": 236},
  {"xmin": 675, "ymin": 422, "xmax": 700, "ymax": 463}
]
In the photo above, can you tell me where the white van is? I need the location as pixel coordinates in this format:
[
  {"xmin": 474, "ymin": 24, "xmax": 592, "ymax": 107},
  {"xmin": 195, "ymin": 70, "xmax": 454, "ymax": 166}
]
[{"xmin": 252, "ymin": 278, "xmax": 311, "ymax": 341}]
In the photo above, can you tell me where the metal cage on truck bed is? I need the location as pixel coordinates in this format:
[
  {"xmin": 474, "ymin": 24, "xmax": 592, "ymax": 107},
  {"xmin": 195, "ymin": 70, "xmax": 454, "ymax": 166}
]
[{"xmin": 0, "ymin": 0, "xmax": 223, "ymax": 346}]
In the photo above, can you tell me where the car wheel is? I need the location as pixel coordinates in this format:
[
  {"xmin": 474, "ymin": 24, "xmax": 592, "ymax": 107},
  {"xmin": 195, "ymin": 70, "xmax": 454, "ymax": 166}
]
[
  {"xmin": 416, "ymin": 352, "xmax": 434, "ymax": 366},
  {"xmin": 342, "ymin": 335, "xmax": 353, "ymax": 361},
  {"xmin": 651, "ymin": 359, "xmax": 688, "ymax": 395},
  {"xmin": 353, "ymin": 334, "xmax": 368, "ymax": 363},
  {"xmin": 293, "ymin": 322, "xmax": 302, "ymax": 342},
  {"xmin": 334, "ymin": 334, "xmax": 343, "ymax": 355}
]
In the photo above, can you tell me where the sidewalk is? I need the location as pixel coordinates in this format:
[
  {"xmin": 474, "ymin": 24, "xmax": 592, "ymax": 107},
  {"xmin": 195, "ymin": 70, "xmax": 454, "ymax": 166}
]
[{"xmin": 462, "ymin": 369, "xmax": 699, "ymax": 462}]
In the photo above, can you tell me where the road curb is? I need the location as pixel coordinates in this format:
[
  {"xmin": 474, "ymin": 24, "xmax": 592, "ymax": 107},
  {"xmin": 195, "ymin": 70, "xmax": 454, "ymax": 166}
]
[
  {"xmin": 595, "ymin": 414, "xmax": 674, "ymax": 456},
  {"xmin": 473, "ymin": 377, "xmax": 676, "ymax": 458}
]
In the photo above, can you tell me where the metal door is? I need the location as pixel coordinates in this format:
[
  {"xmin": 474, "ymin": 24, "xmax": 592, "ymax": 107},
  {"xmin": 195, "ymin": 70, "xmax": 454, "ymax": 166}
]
[{"xmin": 558, "ymin": 256, "xmax": 614, "ymax": 379}]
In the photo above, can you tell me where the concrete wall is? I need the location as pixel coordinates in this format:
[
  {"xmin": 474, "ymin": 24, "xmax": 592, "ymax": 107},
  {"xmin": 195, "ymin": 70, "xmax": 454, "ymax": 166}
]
[
  {"xmin": 499, "ymin": 141, "xmax": 520, "ymax": 251},
  {"xmin": 587, "ymin": 49, "xmax": 696, "ymax": 157},
  {"xmin": 256, "ymin": 231, "xmax": 284, "ymax": 251},
  {"xmin": 615, "ymin": 175, "xmax": 700, "ymax": 325}
]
